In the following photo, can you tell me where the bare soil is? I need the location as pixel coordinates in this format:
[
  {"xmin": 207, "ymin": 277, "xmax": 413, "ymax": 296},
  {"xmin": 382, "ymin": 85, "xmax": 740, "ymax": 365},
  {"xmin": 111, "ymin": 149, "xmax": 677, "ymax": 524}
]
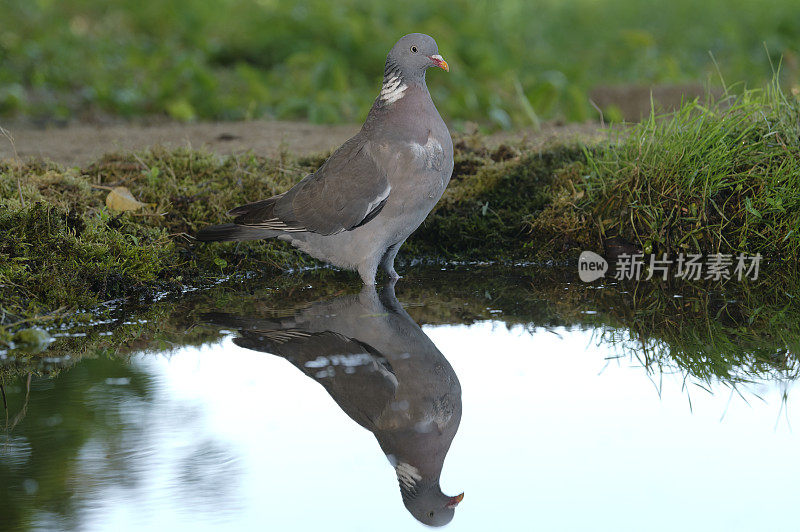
[
  {"xmin": 589, "ymin": 82, "xmax": 720, "ymax": 121},
  {"xmin": 0, "ymin": 120, "xmax": 604, "ymax": 167}
]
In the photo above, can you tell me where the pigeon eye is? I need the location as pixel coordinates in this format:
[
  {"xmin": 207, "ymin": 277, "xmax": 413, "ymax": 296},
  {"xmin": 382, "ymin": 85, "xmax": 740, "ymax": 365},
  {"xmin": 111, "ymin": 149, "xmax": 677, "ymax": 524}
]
[
  {"xmin": 410, "ymin": 45, "xmax": 418, "ymax": 53},
  {"xmin": 428, "ymin": 511, "xmax": 434, "ymax": 517}
]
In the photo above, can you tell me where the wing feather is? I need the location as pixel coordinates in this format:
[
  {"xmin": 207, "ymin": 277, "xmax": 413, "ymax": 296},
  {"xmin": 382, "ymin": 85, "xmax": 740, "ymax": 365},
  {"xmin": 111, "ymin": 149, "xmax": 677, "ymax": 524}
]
[
  {"xmin": 224, "ymin": 136, "xmax": 390, "ymax": 235},
  {"xmin": 278, "ymin": 137, "xmax": 390, "ymax": 234}
]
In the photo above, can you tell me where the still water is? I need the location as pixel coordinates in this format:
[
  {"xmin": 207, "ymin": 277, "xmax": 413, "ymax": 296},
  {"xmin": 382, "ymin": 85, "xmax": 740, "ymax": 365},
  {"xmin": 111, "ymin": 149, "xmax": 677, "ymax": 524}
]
[{"xmin": 1, "ymin": 267, "xmax": 798, "ymax": 531}]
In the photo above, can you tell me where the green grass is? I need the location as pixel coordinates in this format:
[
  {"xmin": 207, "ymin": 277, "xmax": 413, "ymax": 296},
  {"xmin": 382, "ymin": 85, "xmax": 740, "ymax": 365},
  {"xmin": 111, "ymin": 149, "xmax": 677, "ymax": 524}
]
[
  {"xmin": 585, "ymin": 79, "xmax": 800, "ymax": 262},
  {"xmin": 1, "ymin": 0, "xmax": 799, "ymax": 126},
  {"xmin": 521, "ymin": 79, "xmax": 800, "ymax": 267}
]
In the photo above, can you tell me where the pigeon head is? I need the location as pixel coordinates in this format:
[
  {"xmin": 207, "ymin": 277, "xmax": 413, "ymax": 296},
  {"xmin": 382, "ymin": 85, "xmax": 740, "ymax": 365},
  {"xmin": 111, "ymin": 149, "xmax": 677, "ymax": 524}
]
[
  {"xmin": 385, "ymin": 33, "xmax": 449, "ymax": 84},
  {"xmin": 395, "ymin": 461, "xmax": 463, "ymax": 527},
  {"xmin": 402, "ymin": 482, "xmax": 464, "ymax": 527}
]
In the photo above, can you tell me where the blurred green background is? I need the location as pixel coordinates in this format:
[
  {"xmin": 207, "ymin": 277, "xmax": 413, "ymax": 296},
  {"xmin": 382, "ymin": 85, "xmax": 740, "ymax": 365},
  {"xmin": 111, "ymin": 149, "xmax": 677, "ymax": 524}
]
[{"xmin": 1, "ymin": 0, "xmax": 798, "ymax": 127}]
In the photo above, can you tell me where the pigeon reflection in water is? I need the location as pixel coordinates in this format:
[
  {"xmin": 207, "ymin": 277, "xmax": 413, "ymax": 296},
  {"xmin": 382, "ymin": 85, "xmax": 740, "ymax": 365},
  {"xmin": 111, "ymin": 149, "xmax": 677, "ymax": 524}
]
[{"xmin": 204, "ymin": 283, "xmax": 463, "ymax": 526}]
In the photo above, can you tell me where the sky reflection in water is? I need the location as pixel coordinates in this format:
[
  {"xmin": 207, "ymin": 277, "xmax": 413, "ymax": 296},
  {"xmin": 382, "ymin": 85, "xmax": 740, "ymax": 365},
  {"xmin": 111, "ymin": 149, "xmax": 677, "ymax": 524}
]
[{"xmin": 1, "ymin": 272, "xmax": 799, "ymax": 531}]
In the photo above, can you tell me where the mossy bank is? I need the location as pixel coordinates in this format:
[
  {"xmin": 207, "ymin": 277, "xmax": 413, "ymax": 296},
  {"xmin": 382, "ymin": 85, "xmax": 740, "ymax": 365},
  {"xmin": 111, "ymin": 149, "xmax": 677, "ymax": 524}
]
[
  {"xmin": 0, "ymin": 133, "xmax": 587, "ymax": 333},
  {"xmin": 2, "ymin": 83, "xmax": 800, "ymax": 344}
]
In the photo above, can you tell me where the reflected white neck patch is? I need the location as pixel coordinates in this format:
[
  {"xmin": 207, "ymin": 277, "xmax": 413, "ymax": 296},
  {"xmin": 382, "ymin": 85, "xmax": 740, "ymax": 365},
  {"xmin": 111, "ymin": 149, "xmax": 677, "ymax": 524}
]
[{"xmin": 395, "ymin": 461, "xmax": 422, "ymax": 488}]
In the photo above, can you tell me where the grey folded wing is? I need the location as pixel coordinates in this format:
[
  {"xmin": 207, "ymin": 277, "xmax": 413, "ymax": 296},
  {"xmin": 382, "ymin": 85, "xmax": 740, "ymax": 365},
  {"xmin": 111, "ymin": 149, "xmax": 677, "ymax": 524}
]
[{"xmin": 229, "ymin": 138, "xmax": 391, "ymax": 235}]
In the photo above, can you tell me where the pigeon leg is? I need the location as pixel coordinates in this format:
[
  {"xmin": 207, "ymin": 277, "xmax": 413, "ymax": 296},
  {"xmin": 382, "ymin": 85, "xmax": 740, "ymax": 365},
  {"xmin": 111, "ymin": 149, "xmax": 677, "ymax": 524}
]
[
  {"xmin": 380, "ymin": 239, "xmax": 406, "ymax": 280},
  {"xmin": 358, "ymin": 255, "xmax": 381, "ymax": 285}
]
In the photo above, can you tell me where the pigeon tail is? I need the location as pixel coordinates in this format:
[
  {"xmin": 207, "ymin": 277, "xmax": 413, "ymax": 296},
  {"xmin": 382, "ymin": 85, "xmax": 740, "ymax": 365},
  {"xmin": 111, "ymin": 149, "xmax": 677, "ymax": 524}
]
[{"xmin": 195, "ymin": 223, "xmax": 281, "ymax": 242}]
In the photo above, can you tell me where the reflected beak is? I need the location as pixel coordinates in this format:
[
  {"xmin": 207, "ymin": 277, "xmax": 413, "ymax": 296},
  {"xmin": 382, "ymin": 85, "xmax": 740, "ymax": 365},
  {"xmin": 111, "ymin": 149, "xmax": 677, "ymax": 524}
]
[
  {"xmin": 445, "ymin": 492, "xmax": 464, "ymax": 509},
  {"xmin": 430, "ymin": 54, "xmax": 450, "ymax": 72}
]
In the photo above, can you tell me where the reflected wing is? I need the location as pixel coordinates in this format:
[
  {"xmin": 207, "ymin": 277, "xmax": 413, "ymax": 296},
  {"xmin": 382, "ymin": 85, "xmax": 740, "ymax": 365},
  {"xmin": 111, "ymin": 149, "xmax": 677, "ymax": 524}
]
[{"xmin": 233, "ymin": 328, "xmax": 398, "ymax": 428}]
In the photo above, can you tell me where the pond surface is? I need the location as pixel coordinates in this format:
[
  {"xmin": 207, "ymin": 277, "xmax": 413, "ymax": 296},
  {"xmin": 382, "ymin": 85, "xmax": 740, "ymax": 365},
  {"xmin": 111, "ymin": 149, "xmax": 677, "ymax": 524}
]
[{"xmin": 1, "ymin": 266, "xmax": 798, "ymax": 531}]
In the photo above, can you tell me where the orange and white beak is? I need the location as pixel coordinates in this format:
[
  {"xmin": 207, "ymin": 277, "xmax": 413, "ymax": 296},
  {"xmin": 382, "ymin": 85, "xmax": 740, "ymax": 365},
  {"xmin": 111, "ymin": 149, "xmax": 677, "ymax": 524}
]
[
  {"xmin": 445, "ymin": 492, "xmax": 464, "ymax": 509},
  {"xmin": 429, "ymin": 54, "xmax": 450, "ymax": 72}
]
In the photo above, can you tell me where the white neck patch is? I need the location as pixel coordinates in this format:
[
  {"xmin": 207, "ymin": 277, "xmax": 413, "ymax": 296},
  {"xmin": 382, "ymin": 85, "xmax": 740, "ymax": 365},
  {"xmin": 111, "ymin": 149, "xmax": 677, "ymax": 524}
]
[
  {"xmin": 381, "ymin": 74, "xmax": 407, "ymax": 105},
  {"xmin": 395, "ymin": 462, "xmax": 422, "ymax": 489}
]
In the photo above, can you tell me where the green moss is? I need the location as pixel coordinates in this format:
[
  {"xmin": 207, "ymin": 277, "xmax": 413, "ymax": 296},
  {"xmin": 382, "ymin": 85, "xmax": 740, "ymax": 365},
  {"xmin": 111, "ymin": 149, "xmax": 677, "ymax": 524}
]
[
  {"xmin": 0, "ymin": 148, "xmax": 326, "ymax": 330},
  {"xmin": 403, "ymin": 141, "xmax": 586, "ymax": 261},
  {"xmin": 11, "ymin": 327, "xmax": 51, "ymax": 349}
]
